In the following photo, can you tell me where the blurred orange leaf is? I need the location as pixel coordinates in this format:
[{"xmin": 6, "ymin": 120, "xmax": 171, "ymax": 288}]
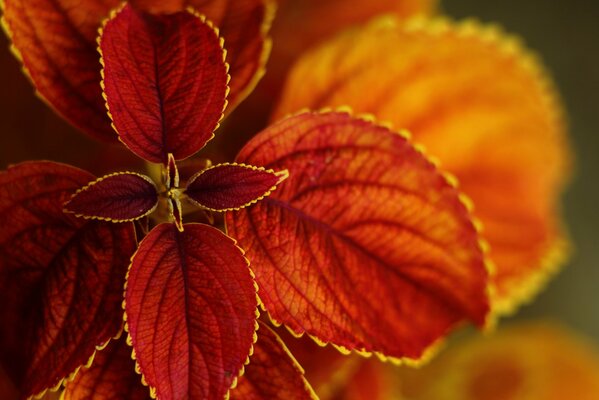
[
  {"xmin": 399, "ymin": 322, "xmax": 599, "ymax": 400},
  {"xmin": 274, "ymin": 17, "xmax": 572, "ymax": 315}
]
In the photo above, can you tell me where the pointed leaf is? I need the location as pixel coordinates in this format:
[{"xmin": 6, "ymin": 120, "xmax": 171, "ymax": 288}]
[
  {"xmin": 99, "ymin": 4, "xmax": 228, "ymax": 163},
  {"xmin": 1, "ymin": 0, "xmax": 272, "ymax": 142},
  {"xmin": 167, "ymin": 197, "xmax": 184, "ymax": 232},
  {"xmin": 226, "ymin": 112, "xmax": 490, "ymax": 362},
  {"xmin": 0, "ymin": 162, "xmax": 136, "ymax": 398},
  {"xmin": 166, "ymin": 153, "xmax": 179, "ymax": 189},
  {"xmin": 185, "ymin": 163, "xmax": 288, "ymax": 211},
  {"xmin": 64, "ymin": 172, "xmax": 158, "ymax": 222},
  {"xmin": 231, "ymin": 321, "xmax": 317, "ymax": 400},
  {"xmin": 274, "ymin": 17, "xmax": 572, "ymax": 315},
  {"xmin": 130, "ymin": 0, "xmax": 274, "ymax": 111},
  {"xmin": 0, "ymin": 0, "xmax": 120, "ymax": 142},
  {"xmin": 63, "ymin": 336, "xmax": 150, "ymax": 400},
  {"xmin": 125, "ymin": 223, "xmax": 258, "ymax": 399}
]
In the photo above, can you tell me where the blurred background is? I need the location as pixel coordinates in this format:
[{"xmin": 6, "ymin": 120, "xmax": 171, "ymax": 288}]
[
  {"xmin": 442, "ymin": 0, "xmax": 599, "ymax": 342},
  {"xmin": 0, "ymin": 0, "xmax": 597, "ymax": 342}
]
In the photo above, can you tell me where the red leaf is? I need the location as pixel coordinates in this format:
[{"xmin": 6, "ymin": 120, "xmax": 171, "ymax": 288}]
[
  {"xmin": 99, "ymin": 4, "xmax": 229, "ymax": 163},
  {"xmin": 225, "ymin": 111, "xmax": 490, "ymax": 362},
  {"xmin": 62, "ymin": 336, "xmax": 150, "ymax": 400},
  {"xmin": 0, "ymin": 0, "xmax": 120, "ymax": 142},
  {"xmin": 64, "ymin": 172, "xmax": 158, "ymax": 222},
  {"xmin": 0, "ymin": 162, "xmax": 136, "ymax": 398},
  {"xmin": 125, "ymin": 223, "xmax": 258, "ymax": 399},
  {"xmin": 130, "ymin": 0, "xmax": 274, "ymax": 112},
  {"xmin": 1, "ymin": 0, "xmax": 272, "ymax": 143},
  {"xmin": 185, "ymin": 163, "xmax": 288, "ymax": 211},
  {"xmin": 231, "ymin": 321, "xmax": 317, "ymax": 400}
]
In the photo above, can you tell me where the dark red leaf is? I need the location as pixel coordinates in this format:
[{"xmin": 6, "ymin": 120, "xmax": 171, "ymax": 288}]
[
  {"xmin": 99, "ymin": 4, "xmax": 228, "ymax": 163},
  {"xmin": 226, "ymin": 111, "xmax": 490, "ymax": 362},
  {"xmin": 62, "ymin": 336, "xmax": 150, "ymax": 400},
  {"xmin": 231, "ymin": 321, "xmax": 317, "ymax": 400},
  {"xmin": 64, "ymin": 172, "xmax": 158, "ymax": 222},
  {"xmin": 185, "ymin": 163, "xmax": 288, "ymax": 211},
  {"xmin": 125, "ymin": 223, "xmax": 258, "ymax": 399},
  {"xmin": 0, "ymin": 162, "xmax": 136, "ymax": 398}
]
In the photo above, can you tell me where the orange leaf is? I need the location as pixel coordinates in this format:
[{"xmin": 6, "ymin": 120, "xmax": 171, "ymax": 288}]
[
  {"xmin": 272, "ymin": 0, "xmax": 437, "ymax": 73},
  {"xmin": 274, "ymin": 17, "xmax": 572, "ymax": 315},
  {"xmin": 226, "ymin": 111, "xmax": 489, "ymax": 362},
  {"xmin": 231, "ymin": 321, "xmax": 317, "ymax": 400},
  {"xmin": 398, "ymin": 322, "xmax": 599, "ymax": 400},
  {"xmin": 270, "ymin": 0, "xmax": 437, "ymax": 95},
  {"xmin": 217, "ymin": 0, "xmax": 437, "ymax": 155}
]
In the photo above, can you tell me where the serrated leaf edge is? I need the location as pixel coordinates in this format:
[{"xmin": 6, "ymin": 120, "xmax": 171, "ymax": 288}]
[
  {"xmin": 372, "ymin": 15, "xmax": 572, "ymax": 317},
  {"xmin": 224, "ymin": 0, "xmax": 276, "ymax": 114},
  {"xmin": 251, "ymin": 322, "xmax": 320, "ymax": 400},
  {"xmin": 122, "ymin": 222, "xmax": 261, "ymax": 400},
  {"xmin": 97, "ymin": 3, "xmax": 232, "ymax": 163},
  {"xmin": 231, "ymin": 107, "xmax": 494, "ymax": 366},
  {"xmin": 63, "ymin": 171, "xmax": 159, "ymax": 223},
  {"xmin": 185, "ymin": 162, "xmax": 289, "ymax": 212}
]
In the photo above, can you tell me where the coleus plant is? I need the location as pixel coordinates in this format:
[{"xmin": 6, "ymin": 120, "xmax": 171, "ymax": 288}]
[{"xmin": 0, "ymin": 2, "xmax": 494, "ymax": 400}]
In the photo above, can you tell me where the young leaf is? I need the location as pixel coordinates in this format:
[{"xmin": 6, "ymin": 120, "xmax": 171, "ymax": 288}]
[
  {"xmin": 99, "ymin": 4, "xmax": 229, "ymax": 163},
  {"xmin": 166, "ymin": 153, "xmax": 179, "ymax": 189},
  {"xmin": 0, "ymin": 162, "xmax": 136, "ymax": 398},
  {"xmin": 64, "ymin": 172, "xmax": 158, "ymax": 222},
  {"xmin": 62, "ymin": 336, "xmax": 151, "ymax": 400},
  {"xmin": 0, "ymin": 0, "xmax": 120, "ymax": 142},
  {"xmin": 231, "ymin": 321, "xmax": 317, "ymax": 400},
  {"xmin": 226, "ymin": 111, "xmax": 490, "ymax": 362},
  {"xmin": 125, "ymin": 223, "xmax": 258, "ymax": 400},
  {"xmin": 167, "ymin": 197, "xmax": 184, "ymax": 232},
  {"xmin": 274, "ymin": 17, "xmax": 572, "ymax": 315},
  {"xmin": 185, "ymin": 163, "xmax": 288, "ymax": 211}
]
